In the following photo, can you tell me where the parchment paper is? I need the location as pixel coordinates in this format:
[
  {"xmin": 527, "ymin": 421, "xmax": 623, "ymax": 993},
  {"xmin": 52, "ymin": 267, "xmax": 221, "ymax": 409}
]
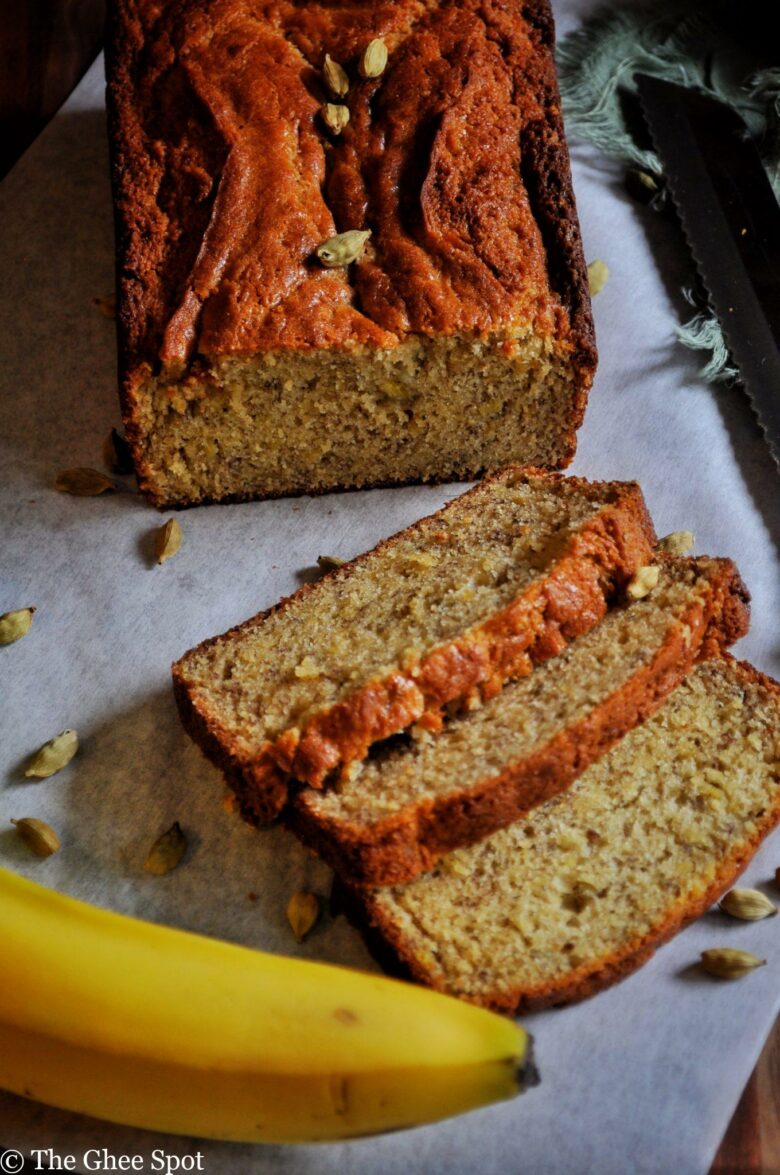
[{"xmin": 1, "ymin": 3, "xmax": 779, "ymax": 1171}]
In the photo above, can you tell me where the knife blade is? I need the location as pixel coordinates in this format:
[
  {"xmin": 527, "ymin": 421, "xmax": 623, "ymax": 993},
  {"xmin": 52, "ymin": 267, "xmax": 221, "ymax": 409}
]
[{"xmin": 634, "ymin": 72, "xmax": 780, "ymax": 468}]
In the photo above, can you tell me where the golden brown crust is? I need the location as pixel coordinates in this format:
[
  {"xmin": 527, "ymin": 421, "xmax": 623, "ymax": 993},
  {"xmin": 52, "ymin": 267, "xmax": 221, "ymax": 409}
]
[
  {"xmin": 172, "ymin": 468, "xmax": 656, "ymax": 821},
  {"xmin": 106, "ymin": 0, "xmax": 596, "ymax": 503},
  {"xmin": 107, "ymin": 0, "xmax": 594, "ymax": 363},
  {"xmin": 287, "ymin": 559, "xmax": 751, "ymax": 884},
  {"xmin": 340, "ymin": 657, "xmax": 780, "ymax": 1012}
]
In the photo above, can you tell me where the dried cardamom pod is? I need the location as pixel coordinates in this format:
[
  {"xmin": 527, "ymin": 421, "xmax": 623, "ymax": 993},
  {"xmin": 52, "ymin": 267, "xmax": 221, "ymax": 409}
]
[
  {"xmin": 323, "ymin": 53, "xmax": 349, "ymax": 97},
  {"xmin": 24, "ymin": 729, "xmax": 79, "ymax": 779},
  {"xmin": 0, "ymin": 606, "xmax": 35, "ymax": 646},
  {"xmin": 658, "ymin": 530, "xmax": 695, "ymax": 556},
  {"xmin": 155, "ymin": 518, "xmax": 183, "ymax": 565},
  {"xmin": 12, "ymin": 817, "xmax": 61, "ymax": 858},
  {"xmin": 144, "ymin": 821, "xmax": 187, "ymax": 875},
  {"xmin": 286, "ymin": 891, "xmax": 320, "ymax": 942},
  {"xmin": 587, "ymin": 259, "xmax": 609, "ymax": 296},
  {"xmin": 321, "ymin": 103, "xmax": 350, "ymax": 135},
  {"xmin": 316, "ymin": 229, "xmax": 371, "ymax": 268},
  {"xmin": 624, "ymin": 168, "xmax": 661, "ymax": 204},
  {"xmin": 103, "ymin": 428, "xmax": 134, "ymax": 476},
  {"xmin": 55, "ymin": 468, "xmax": 118, "ymax": 496},
  {"xmin": 317, "ymin": 554, "xmax": 346, "ymax": 571},
  {"xmin": 93, "ymin": 293, "xmax": 117, "ymax": 319},
  {"xmin": 626, "ymin": 564, "xmax": 660, "ymax": 600},
  {"xmin": 720, "ymin": 888, "xmax": 777, "ymax": 921},
  {"xmin": 359, "ymin": 38, "xmax": 388, "ymax": 79},
  {"xmin": 700, "ymin": 947, "xmax": 766, "ymax": 979}
]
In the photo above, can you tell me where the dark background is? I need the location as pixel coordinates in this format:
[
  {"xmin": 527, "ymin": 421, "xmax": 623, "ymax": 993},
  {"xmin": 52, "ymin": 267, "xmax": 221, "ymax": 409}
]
[
  {"xmin": 0, "ymin": 0, "xmax": 104, "ymax": 178},
  {"xmin": 0, "ymin": 2, "xmax": 777, "ymax": 1170}
]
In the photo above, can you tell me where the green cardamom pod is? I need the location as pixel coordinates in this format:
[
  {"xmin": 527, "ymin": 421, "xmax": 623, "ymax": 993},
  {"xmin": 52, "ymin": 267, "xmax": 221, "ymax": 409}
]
[
  {"xmin": 25, "ymin": 729, "xmax": 79, "ymax": 779},
  {"xmin": 719, "ymin": 888, "xmax": 777, "ymax": 921},
  {"xmin": 316, "ymin": 229, "xmax": 371, "ymax": 268},
  {"xmin": 700, "ymin": 948, "xmax": 766, "ymax": 979},
  {"xmin": 55, "ymin": 468, "xmax": 118, "ymax": 496},
  {"xmin": 321, "ymin": 103, "xmax": 350, "ymax": 135},
  {"xmin": 359, "ymin": 38, "xmax": 388, "ymax": 79},
  {"xmin": 155, "ymin": 518, "xmax": 183, "ymax": 565},
  {"xmin": 144, "ymin": 822, "xmax": 187, "ymax": 875},
  {"xmin": 658, "ymin": 531, "xmax": 695, "ymax": 556},
  {"xmin": 626, "ymin": 564, "xmax": 660, "ymax": 600},
  {"xmin": 286, "ymin": 891, "xmax": 320, "ymax": 942},
  {"xmin": 12, "ymin": 817, "xmax": 61, "ymax": 858},
  {"xmin": 0, "ymin": 606, "xmax": 35, "ymax": 646},
  {"xmin": 587, "ymin": 259, "xmax": 609, "ymax": 296},
  {"xmin": 323, "ymin": 54, "xmax": 349, "ymax": 98}
]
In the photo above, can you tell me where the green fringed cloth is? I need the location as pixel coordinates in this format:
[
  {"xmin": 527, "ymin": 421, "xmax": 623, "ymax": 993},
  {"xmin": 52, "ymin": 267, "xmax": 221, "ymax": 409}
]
[{"xmin": 556, "ymin": 2, "xmax": 780, "ymax": 382}]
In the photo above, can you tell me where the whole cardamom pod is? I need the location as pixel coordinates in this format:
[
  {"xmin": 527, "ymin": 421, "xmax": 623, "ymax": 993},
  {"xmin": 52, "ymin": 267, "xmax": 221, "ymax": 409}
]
[
  {"xmin": 55, "ymin": 468, "xmax": 118, "ymax": 496},
  {"xmin": 626, "ymin": 564, "xmax": 660, "ymax": 600},
  {"xmin": 25, "ymin": 729, "xmax": 79, "ymax": 778},
  {"xmin": 587, "ymin": 259, "xmax": 609, "ymax": 295},
  {"xmin": 700, "ymin": 948, "xmax": 766, "ymax": 979},
  {"xmin": 323, "ymin": 54, "xmax": 349, "ymax": 98},
  {"xmin": 0, "ymin": 606, "xmax": 35, "ymax": 646},
  {"xmin": 321, "ymin": 103, "xmax": 350, "ymax": 135},
  {"xmin": 719, "ymin": 888, "xmax": 777, "ymax": 921},
  {"xmin": 144, "ymin": 822, "xmax": 187, "ymax": 875},
  {"xmin": 316, "ymin": 229, "xmax": 371, "ymax": 268},
  {"xmin": 155, "ymin": 518, "xmax": 183, "ymax": 565},
  {"xmin": 658, "ymin": 531, "xmax": 695, "ymax": 556},
  {"xmin": 359, "ymin": 38, "xmax": 388, "ymax": 79},
  {"xmin": 625, "ymin": 167, "xmax": 661, "ymax": 204},
  {"xmin": 287, "ymin": 891, "xmax": 320, "ymax": 942},
  {"xmin": 317, "ymin": 554, "xmax": 346, "ymax": 572},
  {"xmin": 12, "ymin": 817, "xmax": 61, "ymax": 858}
]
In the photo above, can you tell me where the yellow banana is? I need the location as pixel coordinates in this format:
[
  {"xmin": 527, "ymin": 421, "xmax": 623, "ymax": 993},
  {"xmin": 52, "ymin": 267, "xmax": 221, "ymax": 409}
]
[{"xmin": 0, "ymin": 866, "xmax": 535, "ymax": 1142}]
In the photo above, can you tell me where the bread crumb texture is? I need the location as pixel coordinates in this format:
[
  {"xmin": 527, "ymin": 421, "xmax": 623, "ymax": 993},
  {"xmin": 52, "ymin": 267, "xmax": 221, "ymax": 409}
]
[
  {"xmin": 305, "ymin": 558, "xmax": 735, "ymax": 825},
  {"xmin": 174, "ymin": 471, "xmax": 651, "ymax": 798},
  {"xmin": 133, "ymin": 335, "xmax": 585, "ymax": 504},
  {"xmin": 366, "ymin": 659, "xmax": 780, "ymax": 1008}
]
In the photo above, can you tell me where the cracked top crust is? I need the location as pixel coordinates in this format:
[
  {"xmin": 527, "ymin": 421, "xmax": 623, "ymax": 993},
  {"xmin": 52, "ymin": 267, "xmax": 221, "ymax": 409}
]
[{"xmin": 106, "ymin": 0, "xmax": 595, "ymax": 379}]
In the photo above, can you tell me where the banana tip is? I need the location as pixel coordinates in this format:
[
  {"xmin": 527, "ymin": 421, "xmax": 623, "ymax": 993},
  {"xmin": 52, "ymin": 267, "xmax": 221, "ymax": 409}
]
[{"xmin": 517, "ymin": 1033, "xmax": 541, "ymax": 1092}]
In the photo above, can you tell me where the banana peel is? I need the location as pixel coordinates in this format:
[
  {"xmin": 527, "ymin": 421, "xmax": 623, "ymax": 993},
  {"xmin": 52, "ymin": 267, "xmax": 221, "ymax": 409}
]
[{"xmin": 0, "ymin": 866, "xmax": 537, "ymax": 1142}]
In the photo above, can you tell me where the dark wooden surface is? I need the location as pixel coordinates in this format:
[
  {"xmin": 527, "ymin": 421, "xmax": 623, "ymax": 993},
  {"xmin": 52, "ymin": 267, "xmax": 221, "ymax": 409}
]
[
  {"xmin": 0, "ymin": 2, "xmax": 777, "ymax": 1171},
  {"xmin": 0, "ymin": 0, "xmax": 105, "ymax": 179},
  {"xmin": 712, "ymin": 1027, "xmax": 780, "ymax": 1175}
]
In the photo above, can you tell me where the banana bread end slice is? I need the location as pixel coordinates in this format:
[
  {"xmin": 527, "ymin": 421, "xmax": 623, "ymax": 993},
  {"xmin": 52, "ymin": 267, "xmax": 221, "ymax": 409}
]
[{"xmin": 342, "ymin": 657, "xmax": 780, "ymax": 1011}]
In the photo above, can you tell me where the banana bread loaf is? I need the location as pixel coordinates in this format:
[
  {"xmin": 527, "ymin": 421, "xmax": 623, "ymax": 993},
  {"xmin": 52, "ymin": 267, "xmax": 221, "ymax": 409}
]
[
  {"xmin": 290, "ymin": 556, "xmax": 750, "ymax": 885},
  {"xmin": 341, "ymin": 657, "xmax": 780, "ymax": 1012},
  {"xmin": 173, "ymin": 468, "xmax": 654, "ymax": 821},
  {"xmin": 106, "ymin": 0, "xmax": 596, "ymax": 507}
]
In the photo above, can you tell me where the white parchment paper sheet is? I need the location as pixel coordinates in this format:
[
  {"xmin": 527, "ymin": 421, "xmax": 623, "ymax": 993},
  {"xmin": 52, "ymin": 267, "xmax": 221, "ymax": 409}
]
[{"xmin": 1, "ymin": 3, "xmax": 779, "ymax": 1171}]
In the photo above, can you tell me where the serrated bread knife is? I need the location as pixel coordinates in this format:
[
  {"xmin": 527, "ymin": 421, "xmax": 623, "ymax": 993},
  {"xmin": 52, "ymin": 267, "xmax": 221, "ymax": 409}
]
[{"xmin": 635, "ymin": 72, "xmax": 780, "ymax": 469}]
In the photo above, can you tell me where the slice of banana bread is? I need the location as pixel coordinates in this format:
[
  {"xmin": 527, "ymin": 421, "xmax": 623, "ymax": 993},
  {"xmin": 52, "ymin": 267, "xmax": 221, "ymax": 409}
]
[
  {"xmin": 173, "ymin": 468, "xmax": 654, "ymax": 820},
  {"xmin": 342, "ymin": 657, "xmax": 780, "ymax": 1012},
  {"xmin": 289, "ymin": 557, "xmax": 750, "ymax": 885}
]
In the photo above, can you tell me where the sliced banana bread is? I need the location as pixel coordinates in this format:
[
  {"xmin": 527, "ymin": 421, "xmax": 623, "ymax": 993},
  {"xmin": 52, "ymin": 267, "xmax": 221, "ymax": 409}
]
[
  {"xmin": 290, "ymin": 556, "xmax": 749, "ymax": 885},
  {"xmin": 173, "ymin": 468, "xmax": 654, "ymax": 820},
  {"xmin": 341, "ymin": 658, "xmax": 780, "ymax": 1012}
]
